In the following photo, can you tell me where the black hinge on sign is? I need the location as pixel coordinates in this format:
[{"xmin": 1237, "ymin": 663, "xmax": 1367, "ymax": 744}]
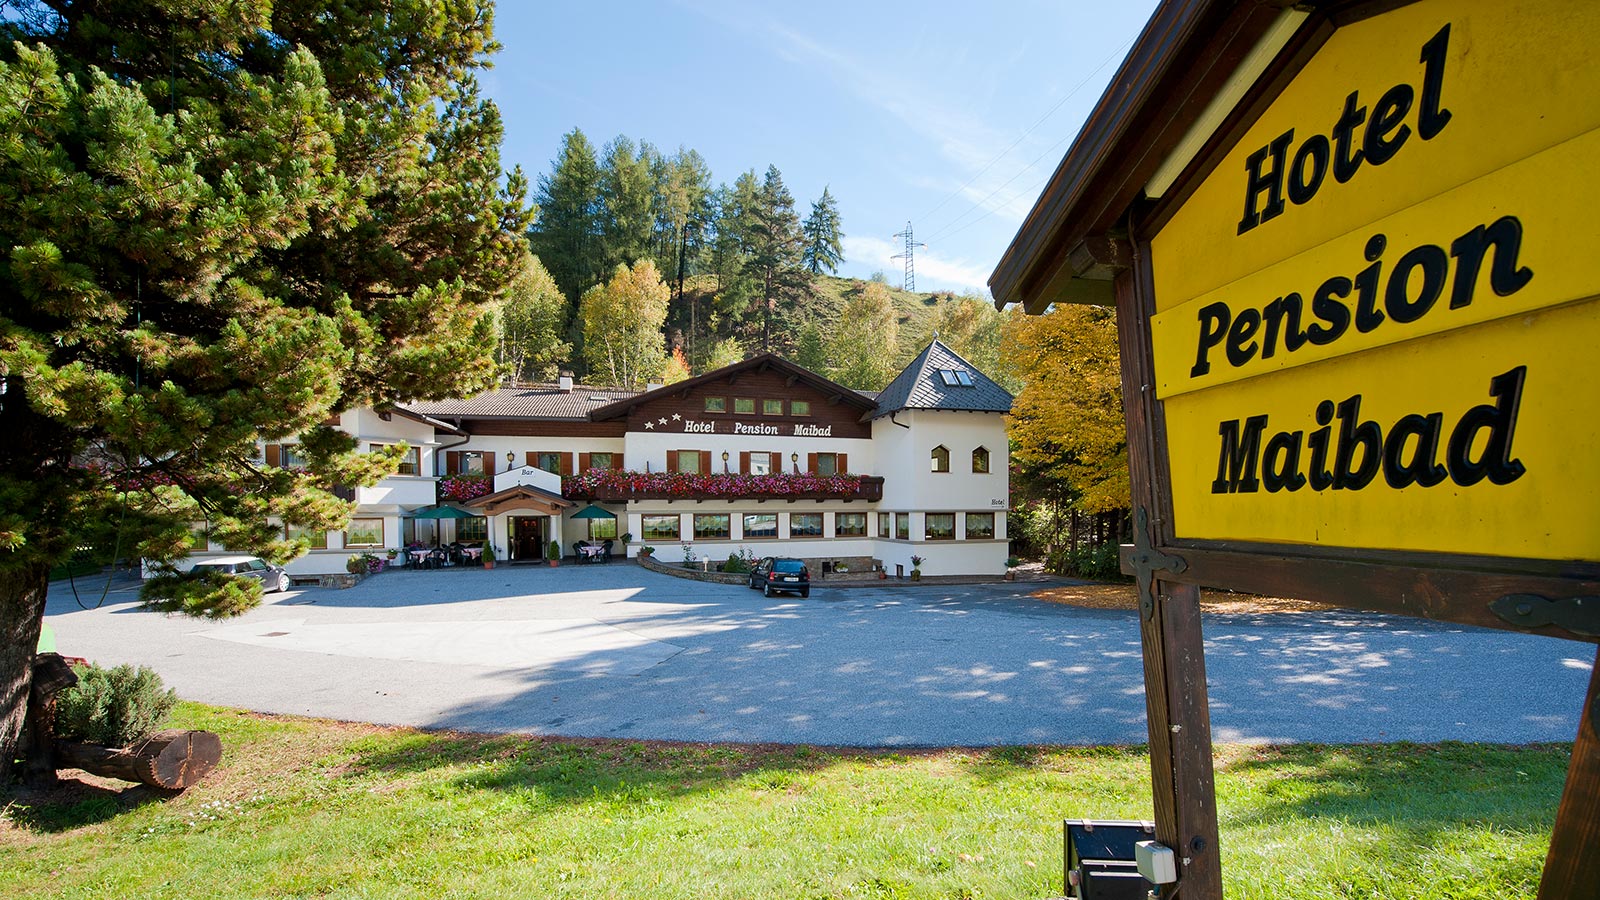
[{"xmin": 1490, "ymin": 593, "xmax": 1600, "ymax": 639}]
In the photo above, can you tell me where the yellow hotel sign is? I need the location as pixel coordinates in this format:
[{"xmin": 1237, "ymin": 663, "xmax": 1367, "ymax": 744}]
[{"xmin": 1149, "ymin": 0, "xmax": 1600, "ymax": 561}]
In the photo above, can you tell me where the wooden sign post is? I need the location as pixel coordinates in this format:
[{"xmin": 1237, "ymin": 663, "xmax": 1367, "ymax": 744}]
[{"xmin": 991, "ymin": 1, "xmax": 1600, "ymax": 896}]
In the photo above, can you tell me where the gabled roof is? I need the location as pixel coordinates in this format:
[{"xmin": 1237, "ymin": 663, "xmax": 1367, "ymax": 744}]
[
  {"xmin": 588, "ymin": 353, "xmax": 878, "ymax": 421},
  {"xmin": 871, "ymin": 340, "xmax": 1013, "ymax": 420},
  {"xmin": 404, "ymin": 385, "xmax": 638, "ymax": 421}
]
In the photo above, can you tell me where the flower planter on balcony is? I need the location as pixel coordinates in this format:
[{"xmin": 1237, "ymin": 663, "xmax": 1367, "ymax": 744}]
[
  {"xmin": 563, "ymin": 471, "xmax": 884, "ymax": 503},
  {"xmin": 438, "ymin": 473, "xmax": 494, "ymax": 502}
]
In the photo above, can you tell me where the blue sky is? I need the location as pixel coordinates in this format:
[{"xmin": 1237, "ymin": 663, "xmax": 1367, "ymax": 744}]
[{"xmin": 484, "ymin": 1, "xmax": 1159, "ymax": 296}]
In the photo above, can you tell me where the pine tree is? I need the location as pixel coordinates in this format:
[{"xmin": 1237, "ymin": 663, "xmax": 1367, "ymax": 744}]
[
  {"xmin": 744, "ymin": 165, "xmax": 809, "ymax": 353},
  {"xmin": 597, "ymin": 135, "xmax": 656, "ymax": 273},
  {"xmin": 0, "ymin": 1, "xmax": 532, "ymax": 777},
  {"xmin": 801, "ymin": 186, "xmax": 845, "ymax": 275},
  {"xmin": 530, "ymin": 129, "xmax": 603, "ymax": 303}
]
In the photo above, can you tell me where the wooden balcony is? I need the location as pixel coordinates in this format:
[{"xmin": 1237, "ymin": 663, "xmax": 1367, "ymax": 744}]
[{"xmin": 563, "ymin": 471, "xmax": 885, "ymax": 504}]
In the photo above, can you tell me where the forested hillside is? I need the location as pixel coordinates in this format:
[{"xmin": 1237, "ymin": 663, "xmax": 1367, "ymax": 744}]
[{"xmin": 499, "ymin": 128, "xmax": 1009, "ymax": 393}]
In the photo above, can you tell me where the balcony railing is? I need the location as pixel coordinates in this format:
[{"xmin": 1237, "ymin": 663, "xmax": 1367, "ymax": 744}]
[
  {"xmin": 438, "ymin": 473, "xmax": 494, "ymax": 502},
  {"xmin": 563, "ymin": 470, "xmax": 884, "ymax": 503}
]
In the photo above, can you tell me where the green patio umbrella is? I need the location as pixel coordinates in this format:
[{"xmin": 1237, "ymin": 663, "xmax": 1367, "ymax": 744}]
[
  {"xmin": 569, "ymin": 504, "xmax": 616, "ymax": 520},
  {"xmin": 410, "ymin": 505, "xmax": 478, "ymax": 520}
]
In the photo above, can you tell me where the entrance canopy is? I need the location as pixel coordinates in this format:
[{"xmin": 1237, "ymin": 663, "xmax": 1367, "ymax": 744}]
[{"xmin": 466, "ymin": 483, "xmax": 572, "ymax": 517}]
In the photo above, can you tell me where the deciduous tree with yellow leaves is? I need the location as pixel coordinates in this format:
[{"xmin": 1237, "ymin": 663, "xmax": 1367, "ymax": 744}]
[{"xmin": 1000, "ymin": 304, "xmax": 1129, "ymax": 567}]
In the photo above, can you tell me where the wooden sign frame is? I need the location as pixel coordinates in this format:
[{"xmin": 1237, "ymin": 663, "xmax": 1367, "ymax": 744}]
[{"xmin": 990, "ymin": 1, "xmax": 1600, "ymax": 897}]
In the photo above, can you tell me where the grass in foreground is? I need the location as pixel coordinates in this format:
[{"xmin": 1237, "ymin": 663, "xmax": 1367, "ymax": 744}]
[{"xmin": 0, "ymin": 704, "xmax": 1568, "ymax": 899}]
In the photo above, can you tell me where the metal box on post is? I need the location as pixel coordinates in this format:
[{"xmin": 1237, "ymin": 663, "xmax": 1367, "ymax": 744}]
[{"xmin": 1063, "ymin": 819, "xmax": 1157, "ymax": 900}]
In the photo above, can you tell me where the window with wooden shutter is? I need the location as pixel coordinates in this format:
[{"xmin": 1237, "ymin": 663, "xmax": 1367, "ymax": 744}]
[
  {"xmin": 806, "ymin": 452, "xmax": 817, "ymax": 473},
  {"xmin": 612, "ymin": 453, "xmax": 624, "ymax": 470},
  {"xmin": 561, "ymin": 453, "xmax": 574, "ymax": 476},
  {"xmin": 699, "ymin": 450, "xmax": 712, "ymax": 475},
  {"xmin": 579, "ymin": 452, "xmax": 591, "ymax": 471},
  {"xmin": 837, "ymin": 453, "xmax": 848, "ymax": 474},
  {"xmin": 739, "ymin": 451, "xmax": 751, "ymax": 474},
  {"xmin": 447, "ymin": 450, "xmax": 464, "ymax": 475}
]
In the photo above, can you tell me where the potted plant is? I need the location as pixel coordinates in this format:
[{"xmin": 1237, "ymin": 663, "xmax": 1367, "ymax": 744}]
[
  {"xmin": 638, "ymin": 545, "xmax": 655, "ymax": 559},
  {"xmin": 620, "ymin": 531, "xmax": 632, "ymax": 554},
  {"xmin": 385, "ymin": 548, "xmax": 398, "ymax": 562},
  {"xmin": 547, "ymin": 540, "xmax": 561, "ymax": 567},
  {"xmin": 910, "ymin": 555, "xmax": 924, "ymax": 581},
  {"xmin": 1004, "ymin": 556, "xmax": 1020, "ymax": 581},
  {"xmin": 483, "ymin": 543, "xmax": 498, "ymax": 570}
]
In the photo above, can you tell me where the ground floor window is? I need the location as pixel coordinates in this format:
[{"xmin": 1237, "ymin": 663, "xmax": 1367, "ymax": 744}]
[
  {"xmin": 587, "ymin": 517, "xmax": 618, "ymax": 540},
  {"xmin": 457, "ymin": 516, "xmax": 488, "ymax": 542},
  {"xmin": 895, "ymin": 513, "xmax": 910, "ymax": 540},
  {"xmin": 965, "ymin": 512, "xmax": 995, "ymax": 540},
  {"xmin": 642, "ymin": 514, "xmax": 680, "ymax": 541},
  {"xmin": 925, "ymin": 513, "xmax": 956, "ymax": 541},
  {"xmin": 878, "ymin": 512, "xmax": 890, "ymax": 538},
  {"xmin": 743, "ymin": 513, "xmax": 778, "ymax": 539},
  {"xmin": 285, "ymin": 523, "xmax": 328, "ymax": 549},
  {"xmin": 404, "ymin": 518, "xmax": 439, "ymax": 546},
  {"xmin": 345, "ymin": 518, "xmax": 385, "ymax": 548},
  {"xmin": 836, "ymin": 513, "xmax": 867, "ymax": 537},
  {"xmin": 790, "ymin": 513, "xmax": 823, "ymax": 536},
  {"xmin": 694, "ymin": 514, "xmax": 731, "ymax": 540}
]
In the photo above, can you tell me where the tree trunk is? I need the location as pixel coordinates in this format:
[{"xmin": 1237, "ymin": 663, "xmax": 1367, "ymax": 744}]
[
  {"xmin": 0, "ymin": 562, "xmax": 50, "ymax": 783},
  {"xmin": 55, "ymin": 729, "xmax": 223, "ymax": 790}
]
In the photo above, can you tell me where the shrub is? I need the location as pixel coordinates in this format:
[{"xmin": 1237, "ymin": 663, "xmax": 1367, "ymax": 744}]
[
  {"xmin": 1046, "ymin": 542, "xmax": 1127, "ymax": 581},
  {"xmin": 720, "ymin": 552, "xmax": 751, "ymax": 574},
  {"xmin": 55, "ymin": 663, "xmax": 178, "ymax": 747},
  {"xmin": 140, "ymin": 569, "xmax": 261, "ymax": 618}
]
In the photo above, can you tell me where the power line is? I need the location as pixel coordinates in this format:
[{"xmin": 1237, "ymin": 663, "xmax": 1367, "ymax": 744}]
[{"xmin": 890, "ymin": 222, "xmax": 926, "ymax": 292}]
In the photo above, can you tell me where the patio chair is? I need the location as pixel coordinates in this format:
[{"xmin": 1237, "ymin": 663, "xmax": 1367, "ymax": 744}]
[
  {"xmin": 572, "ymin": 541, "xmax": 589, "ymax": 563},
  {"xmin": 601, "ymin": 539, "xmax": 614, "ymax": 563}
]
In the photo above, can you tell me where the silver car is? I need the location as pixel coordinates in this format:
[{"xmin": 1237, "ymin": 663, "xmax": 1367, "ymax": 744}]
[{"xmin": 188, "ymin": 555, "xmax": 291, "ymax": 593}]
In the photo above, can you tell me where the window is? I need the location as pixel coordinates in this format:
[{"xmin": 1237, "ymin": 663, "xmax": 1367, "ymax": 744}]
[
  {"xmin": 589, "ymin": 452, "xmax": 614, "ymax": 470},
  {"xmin": 642, "ymin": 514, "xmax": 680, "ymax": 541},
  {"xmin": 461, "ymin": 451, "xmax": 485, "ymax": 475},
  {"xmin": 694, "ymin": 514, "xmax": 731, "ymax": 540},
  {"xmin": 734, "ymin": 398, "xmax": 756, "ymax": 414},
  {"xmin": 533, "ymin": 452, "xmax": 563, "ymax": 474},
  {"xmin": 285, "ymin": 523, "xmax": 328, "ymax": 549},
  {"xmin": 457, "ymin": 516, "xmax": 488, "ymax": 542},
  {"xmin": 877, "ymin": 512, "xmax": 891, "ymax": 538},
  {"xmin": 705, "ymin": 397, "xmax": 727, "ymax": 413},
  {"xmin": 749, "ymin": 452, "xmax": 773, "ymax": 476},
  {"xmin": 587, "ymin": 518, "xmax": 618, "ymax": 540},
  {"xmin": 925, "ymin": 513, "xmax": 956, "ymax": 540},
  {"xmin": 931, "ymin": 445, "xmax": 950, "ymax": 473},
  {"xmin": 814, "ymin": 452, "xmax": 839, "ymax": 476},
  {"xmin": 344, "ymin": 518, "xmax": 384, "ymax": 548},
  {"xmin": 966, "ymin": 513, "xmax": 995, "ymax": 540},
  {"xmin": 790, "ymin": 513, "xmax": 823, "ymax": 537},
  {"xmin": 280, "ymin": 444, "xmax": 309, "ymax": 469},
  {"xmin": 895, "ymin": 513, "xmax": 910, "ymax": 540},
  {"xmin": 972, "ymin": 447, "xmax": 990, "ymax": 474},
  {"xmin": 370, "ymin": 443, "xmax": 420, "ymax": 476},
  {"xmin": 836, "ymin": 513, "xmax": 867, "ymax": 537},
  {"xmin": 743, "ymin": 513, "xmax": 778, "ymax": 539},
  {"xmin": 675, "ymin": 450, "xmax": 702, "ymax": 474},
  {"xmin": 763, "ymin": 399, "xmax": 783, "ymax": 415},
  {"xmin": 938, "ymin": 369, "xmax": 974, "ymax": 386},
  {"xmin": 790, "ymin": 400, "xmax": 810, "ymax": 416}
]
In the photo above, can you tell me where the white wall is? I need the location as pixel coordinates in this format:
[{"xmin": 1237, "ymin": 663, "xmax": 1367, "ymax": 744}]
[{"xmin": 438, "ymin": 434, "xmax": 625, "ymax": 476}]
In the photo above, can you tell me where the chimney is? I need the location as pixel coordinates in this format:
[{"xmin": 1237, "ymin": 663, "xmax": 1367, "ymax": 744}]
[{"xmin": 558, "ymin": 370, "xmax": 574, "ymax": 392}]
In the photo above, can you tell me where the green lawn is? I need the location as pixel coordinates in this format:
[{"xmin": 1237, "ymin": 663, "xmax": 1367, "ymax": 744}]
[{"xmin": 1, "ymin": 704, "xmax": 1567, "ymax": 899}]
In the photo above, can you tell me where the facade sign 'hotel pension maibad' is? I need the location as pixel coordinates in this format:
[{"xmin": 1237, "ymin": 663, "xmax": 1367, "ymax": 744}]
[{"xmin": 990, "ymin": 1, "xmax": 1598, "ymax": 897}]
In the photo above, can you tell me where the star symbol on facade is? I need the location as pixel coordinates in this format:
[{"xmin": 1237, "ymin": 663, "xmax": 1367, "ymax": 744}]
[
  {"xmin": 658, "ymin": 417, "xmax": 668, "ymax": 425},
  {"xmin": 671, "ymin": 413, "xmax": 681, "ymax": 421},
  {"xmin": 644, "ymin": 421, "xmax": 655, "ymax": 429}
]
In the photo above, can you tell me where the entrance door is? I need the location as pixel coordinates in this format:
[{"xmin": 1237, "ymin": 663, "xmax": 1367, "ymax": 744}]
[{"xmin": 510, "ymin": 516, "xmax": 544, "ymax": 561}]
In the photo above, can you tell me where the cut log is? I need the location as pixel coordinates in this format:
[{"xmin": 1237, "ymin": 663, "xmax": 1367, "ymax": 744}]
[{"xmin": 55, "ymin": 729, "xmax": 223, "ymax": 790}]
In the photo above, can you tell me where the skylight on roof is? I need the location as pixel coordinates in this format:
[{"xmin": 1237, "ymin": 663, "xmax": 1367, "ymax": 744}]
[{"xmin": 938, "ymin": 369, "xmax": 974, "ymax": 387}]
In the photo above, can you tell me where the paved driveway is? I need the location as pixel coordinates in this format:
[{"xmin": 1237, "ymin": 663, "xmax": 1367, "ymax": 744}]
[{"xmin": 44, "ymin": 565, "xmax": 1592, "ymax": 746}]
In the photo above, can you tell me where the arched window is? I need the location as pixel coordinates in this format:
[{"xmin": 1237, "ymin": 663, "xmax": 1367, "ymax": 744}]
[
  {"xmin": 930, "ymin": 445, "xmax": 950, "ymax": 473},
  {"xmin": 972, "ymin": 446, "xmax": 990, "ymax": 474}
]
